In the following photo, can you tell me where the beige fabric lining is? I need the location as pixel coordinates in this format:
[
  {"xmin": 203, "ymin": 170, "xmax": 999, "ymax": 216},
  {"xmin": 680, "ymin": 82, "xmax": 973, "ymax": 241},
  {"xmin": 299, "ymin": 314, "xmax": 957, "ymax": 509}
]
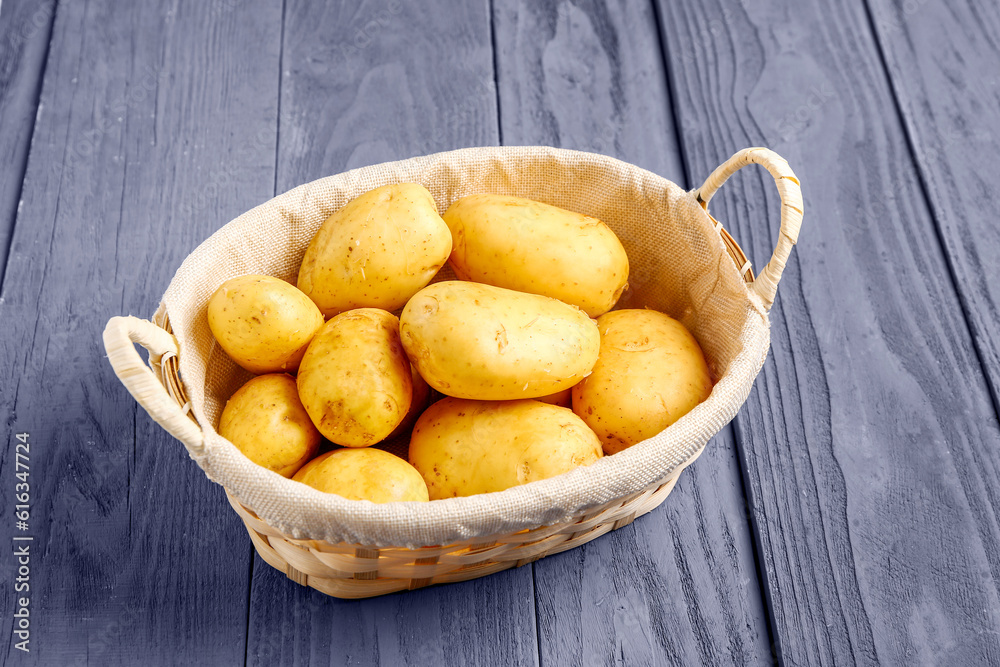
[{"xmin": 159, "ymin": 146, "xmax": 770, "ymax": 548}]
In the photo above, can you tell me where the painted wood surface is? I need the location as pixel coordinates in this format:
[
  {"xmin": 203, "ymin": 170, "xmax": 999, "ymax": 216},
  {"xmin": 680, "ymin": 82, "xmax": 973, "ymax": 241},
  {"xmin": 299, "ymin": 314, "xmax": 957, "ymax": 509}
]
[
  {"xmin": 0, "ymin": 0, "xmax": 57, "ymax": 286},
  {"xmin": 244, "ymin": 2, "xmax": 539, "ymax": 666},
  {"xmin": 656, "ymin": 0, "xmax": 1000, "ymax": 664},
  {"xmin": 866, "ymin": 0, "xmax": 1000, "ymax": 413},
  {"xmin": 1, "ymin": 0, "xmax": 999, "ymax": 664},
  {"xmin": 0, "ymin": 0, "xmax": 282, "ymax": 663},
  {"xmin": 491, "ymin": 1, "xmax": 773, "ymax": 664}
]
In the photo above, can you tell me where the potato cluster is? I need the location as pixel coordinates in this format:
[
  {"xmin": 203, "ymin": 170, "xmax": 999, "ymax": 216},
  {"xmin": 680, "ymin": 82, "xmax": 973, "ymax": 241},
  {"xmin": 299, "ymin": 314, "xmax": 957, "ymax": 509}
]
[{"xmin": 209, "ymin": 183, "xmax": 713, "ymax": 504}]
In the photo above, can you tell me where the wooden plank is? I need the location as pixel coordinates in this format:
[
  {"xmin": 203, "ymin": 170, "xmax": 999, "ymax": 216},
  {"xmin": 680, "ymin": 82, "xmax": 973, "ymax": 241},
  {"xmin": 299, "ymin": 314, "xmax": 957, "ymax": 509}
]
[
  {"xmin": 0, "ymin": 0, "xmax": 282, "ymax": 663},
  {"xmin": 245, "ymin": 2, "xmax": 539, "ymax": 665},
  {"xmin": 0, "ymin": 0, "xmax": 57, "ymax": 286},
  {"xmin": 247, "ymin": 567, "xmax": 538, "ymax": 666},
  {"xmin": 276, "ymin": 0, "xmax": 500, "ymax": 182},
  {"xmin": 491, "ymin": 1, "xmax": 774, "ymax": 664},
  {"xmin": 532, "ymin": 434, "xmax": 775, "ymax": 666},
  {"xmin": 656, "ymin": 0, "xmax": 1000, "ymax": 664},
  {"xmin": 866, "ymin": 0, "xmax": 1000, "ymax": 413},
  {"xmin": 492, "ymin": 0, "xmax": 683, "ymax": 176}
]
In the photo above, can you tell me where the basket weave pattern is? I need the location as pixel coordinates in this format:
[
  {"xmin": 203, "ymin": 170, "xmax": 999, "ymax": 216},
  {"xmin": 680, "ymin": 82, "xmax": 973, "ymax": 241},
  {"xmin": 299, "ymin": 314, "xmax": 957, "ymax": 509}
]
[
  {"xmin": 103, "ymin": 146, "xmax": 801, "ymax": 598},
  {"xmin": 229, "ymin": 474, "xmax": 682, "ymax": 598}
]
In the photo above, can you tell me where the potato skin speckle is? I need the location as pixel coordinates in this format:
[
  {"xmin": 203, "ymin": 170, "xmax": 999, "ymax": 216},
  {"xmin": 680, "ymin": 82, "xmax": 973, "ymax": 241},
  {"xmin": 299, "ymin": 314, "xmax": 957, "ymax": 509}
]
[
  {"xmin": 297, "ymin": 183, "xmax": 452, "ymax": 317},
  {"xmin": 572, "ymin": 309, "xmax": 713, "ymax": 454},
  {"xmin": 408, "ymin": 398, "xmax": 602, "ymax": 499},
  {"xmin": 443, "ymin": 194, "xmax": 629, "ymax": 317},
  {"xmin": 218, "ymin": 374, "xmax": 320, "ymax": 477},
  {"xmin": 207, "ymin": 274, "xmax": 324, "ymax": 374},
  {"xmin": 293, "ymin": 448, "xmax": 428, "ymax": 503},
  {"xmin": 297, "ymin": 308, "xmax": 412, "ymax": 447},
  {"xmin": 400, "ymin": 281, "xmax": 599, "ymax": 400}
]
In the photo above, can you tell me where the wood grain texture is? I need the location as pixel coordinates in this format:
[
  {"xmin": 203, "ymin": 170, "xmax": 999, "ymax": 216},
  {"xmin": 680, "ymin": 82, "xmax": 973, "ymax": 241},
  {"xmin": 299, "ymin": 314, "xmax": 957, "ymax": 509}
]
[
  {"xmin": 656, "ymin": 0, "xmax": 1000, "ymax": 664},
  {"xmin": 243, "ymin": 2, "xmax": 539, "ymax": 665},
  {"xmin": 247, "ymin": 564, "xmax": 538, "ymax": 666},
  {"xmin": 866, "ymin": 0, "xmax": 1000, "ymax": 413},
  {"xmin": 492, "ymin": 1, "xmax": 773, "ymax": 664},
  {"xmin": 492, "ymin": 0, "xmax": 682, "ymax": 176},
  {"xmin": 532, "ymin": 434, "xmax": 774, "ymax": 667},
  {"xmin": 0, "ymin": 0, "xmax": 282, "ymax": 663},
  {"xmin": 276, "ymin": 0, "xmax": 499, "ymax": 184},
  {"xmin": 0, "ymin": 0, "xmax": 57, "ymax": 287},
  {"xmin": 1, "ymin": 0, "xmax": 996, "ymax": 664}
]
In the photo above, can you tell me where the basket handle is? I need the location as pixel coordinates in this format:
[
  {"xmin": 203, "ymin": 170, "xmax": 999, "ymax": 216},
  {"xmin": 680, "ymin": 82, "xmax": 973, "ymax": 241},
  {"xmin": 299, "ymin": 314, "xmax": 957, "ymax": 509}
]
[
  {"xmin": 694, "ymin": 147, "xmax": 803, "ymax": 311},
  {"xmin": 103, "ymin": 316, "xmax": 204, "ymax": 451}
]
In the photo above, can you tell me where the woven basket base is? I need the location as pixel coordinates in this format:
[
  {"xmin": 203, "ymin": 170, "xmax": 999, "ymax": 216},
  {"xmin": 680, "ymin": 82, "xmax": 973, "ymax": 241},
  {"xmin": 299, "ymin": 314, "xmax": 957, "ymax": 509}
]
[{"xmin": 227, "ymin": 465, "xmax": 687, "ymax": 599}]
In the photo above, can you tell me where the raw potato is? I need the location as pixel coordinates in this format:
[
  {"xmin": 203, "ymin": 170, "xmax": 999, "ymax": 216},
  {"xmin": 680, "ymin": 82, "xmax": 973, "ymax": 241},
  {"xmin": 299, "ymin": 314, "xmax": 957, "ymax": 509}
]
[
  {"xmin": 293, "ymin": 448, "xmax": 429, "ymax": 503},
  {"xmin": 297, "ymin": 308, "xmax": 412, "ymax": 447},
  {"xmin": 207, "ymin": 275, "xmax": 324, "ymax": 374},
  {"xmin": 400, "ymin": 281, "xmax": 600, "ymax": 400},
  {"xmin": 409, "ymin": 398, "xmax": 603, "ymax": 499},
  {"xmin": 297, "ymin": 183, "xmax": 452, "ymax": 317},
  {"xmin": 572, "ymin": 309, "xmax": 713, "ymax": 454},
  {"xmin": 443, "ymin": 194, "xmax": 629, "ymax": 317},
  {"xmin": 218, "ymin": 374, "xmax": 320, "ymax": 478}
]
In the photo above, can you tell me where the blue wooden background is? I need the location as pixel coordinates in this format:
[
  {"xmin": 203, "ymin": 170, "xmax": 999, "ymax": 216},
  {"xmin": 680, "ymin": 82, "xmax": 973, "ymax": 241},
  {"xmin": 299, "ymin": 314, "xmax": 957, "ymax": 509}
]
[{"xmin": 1, "ymin": 0, "xmax": 999, "ymax": 664}]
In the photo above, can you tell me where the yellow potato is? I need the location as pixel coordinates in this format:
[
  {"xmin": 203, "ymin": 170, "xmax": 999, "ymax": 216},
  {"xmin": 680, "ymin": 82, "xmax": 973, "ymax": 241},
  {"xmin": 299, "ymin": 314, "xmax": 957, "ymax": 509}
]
[
  {"xmin": 293, "ymin": 449, "xmax": 429, "ymax": 502},
  {"xmin": 297, "ymin": 308, "xmax": 412, "ymax": 447},
  {"xmin": 297, "ymin": 183, "xmax": 452, "ymax": 317},
  {"xmin": 572, "ymin": 309, "xmax": 713, "ymax": 454},
  {"xmin": 207, "ymin": 275, "xmax": 324, "ymax": 374},
  {"xmin": 218, "ymin": 374, "xmax": 320, "ymax": 477},
  {"xmin": 388, "ymin": 364, "xmax": 432, "ymax": 439},
  {"xmin": 409, "ymin": 398, "xmax": 603, "ymax": 499},
  {"xmin": 400, "ymin": 281, "xmax": 600, "ymax": 400},
  {"xmin": 443, "ymin": 194, "xmax": 629, "ymax": 317}
]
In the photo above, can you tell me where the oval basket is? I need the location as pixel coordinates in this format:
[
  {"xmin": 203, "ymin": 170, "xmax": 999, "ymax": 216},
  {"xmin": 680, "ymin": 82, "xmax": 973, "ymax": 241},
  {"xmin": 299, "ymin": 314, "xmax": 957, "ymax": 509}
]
[{"xmin": 103, "ymin": 146, "xmax": 802, "ymax": 599}]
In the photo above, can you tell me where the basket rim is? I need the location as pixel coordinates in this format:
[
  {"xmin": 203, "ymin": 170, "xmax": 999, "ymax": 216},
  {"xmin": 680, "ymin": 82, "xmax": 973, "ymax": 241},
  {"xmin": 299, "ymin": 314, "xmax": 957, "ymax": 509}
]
[
  {"xmin": 224, "ymin": 470, "xmax": 686, "ymax": 598},
  {"xmin": 155, "ymin": 145, "xmax": 772, "ymax": 548}
]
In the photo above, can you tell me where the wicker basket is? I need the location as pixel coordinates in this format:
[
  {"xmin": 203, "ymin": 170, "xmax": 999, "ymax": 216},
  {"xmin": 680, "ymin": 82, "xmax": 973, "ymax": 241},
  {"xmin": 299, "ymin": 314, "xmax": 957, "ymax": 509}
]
[{"xmin": 103, "ymin": 147, "xmax": 801, "ymax": 599}]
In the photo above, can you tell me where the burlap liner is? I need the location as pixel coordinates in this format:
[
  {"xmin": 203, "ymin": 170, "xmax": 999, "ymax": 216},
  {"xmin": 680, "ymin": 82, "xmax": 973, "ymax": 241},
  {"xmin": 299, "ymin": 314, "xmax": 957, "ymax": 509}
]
[{"xmin": 159, "ymin": 146, "xmax": 770, "ymax": 548}]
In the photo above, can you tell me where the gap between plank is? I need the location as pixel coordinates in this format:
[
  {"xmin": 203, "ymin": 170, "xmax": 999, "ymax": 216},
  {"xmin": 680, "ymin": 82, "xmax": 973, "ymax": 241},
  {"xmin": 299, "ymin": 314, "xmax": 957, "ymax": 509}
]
[
  {"xmin": 647, "ymin": 1, "xmax": 782, "ymax": 664},
  {"xmin": 648, "ymin": 0, "xmax": 692, "ymax": 191},
  {"xmin": 0, "ymin": 0, "xmax": 59, "ymax": 296},
  {"xmin": 732, "ymin": 417, "xmax": 783, "ymax": 667},
  {"xmin": 242, "ymin": 554, "xmax": 256, "ymax": 667},
  {"xmin": 531, "ymin": 562, "xmax": 543, "ymax": 667},
  {"xmin": 858, "ymin": 0, "xmax": 1000, "ymax": 424},
  {"xmin": 242, "ymin": 1, "xmax": 286, "ymax": 662},
  {"xmin": 487, "ymin": 0, "xmax": 504, "ymax": 146},
  {"xmin": 272, "ymin": 0, "xmax": 288, "ymax": 198}
]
